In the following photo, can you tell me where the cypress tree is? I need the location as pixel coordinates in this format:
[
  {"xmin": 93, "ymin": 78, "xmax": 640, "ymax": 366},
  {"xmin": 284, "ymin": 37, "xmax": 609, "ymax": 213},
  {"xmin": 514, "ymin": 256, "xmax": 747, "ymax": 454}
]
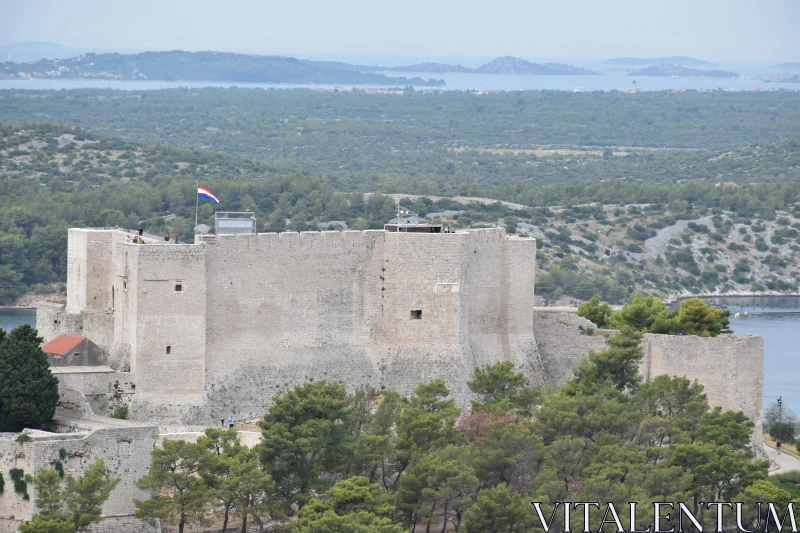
[{"xmin": 0, "ymin": 327, "xmax": 59, "ymax": 431}]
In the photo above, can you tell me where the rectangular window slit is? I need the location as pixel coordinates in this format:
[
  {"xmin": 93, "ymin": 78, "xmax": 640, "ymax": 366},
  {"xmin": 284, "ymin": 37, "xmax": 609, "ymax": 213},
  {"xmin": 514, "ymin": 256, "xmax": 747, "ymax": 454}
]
[
  {"xmin": 175, "ymin": 283, "xmax": 183, "ymax": 292},
  {"xmin": 410, "ymin": 310, "xmax": 422, "ymax": 320},
  {"xmin": 166, "ymin": 345, "xmax": 172, "ymax": 355}
]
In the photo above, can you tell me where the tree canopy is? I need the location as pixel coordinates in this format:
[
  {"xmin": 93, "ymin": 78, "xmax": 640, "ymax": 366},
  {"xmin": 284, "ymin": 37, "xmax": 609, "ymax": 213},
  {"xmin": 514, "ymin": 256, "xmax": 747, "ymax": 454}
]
[{"xmin": 0, "ymin": 325, "xmax": 59, "ymax": 431}]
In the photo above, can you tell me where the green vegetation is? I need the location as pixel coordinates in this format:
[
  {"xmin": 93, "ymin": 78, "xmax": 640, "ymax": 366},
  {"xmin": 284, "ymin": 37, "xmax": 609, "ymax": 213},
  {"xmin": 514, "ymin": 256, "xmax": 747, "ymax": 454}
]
[
  {"xmin": 1, "ymin": 123, "xmax": 799, "ymax": 304},
  {"xmin": 131, "ymin": 346, "xmax": 786, "ymax": 532},
  {"xmin": 10, "ymin": 468, "xmax": 28, "ymax": 500},
  {"xmin": 0, "ymin": 325, "xmax": 59, "ymax": 431},
  {"xmin": 579, "ymin": 293, "xmax": 731, "ymax": 337},
  {"xmin": 576, "ymin": 294, "xmax": 614, "ymax": 327},
  {"xmin": 20, "ymin": 460, "xmax": 119, "ymax": 533},
  {"xmin": 628, "ymin": 64, "xmax": 739, "ymax": 78},
  {"xmin": 764, "ymin": 400, "xmax": 800, "ymax": 447},
  {"xmin": 2, "ymin": 50, "xmax": 443, "ymax": 85}
]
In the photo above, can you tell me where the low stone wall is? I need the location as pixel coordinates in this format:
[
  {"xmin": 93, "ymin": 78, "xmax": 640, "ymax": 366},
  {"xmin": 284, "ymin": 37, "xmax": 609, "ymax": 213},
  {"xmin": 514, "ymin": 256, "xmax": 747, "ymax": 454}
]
[
  {"xmin": 56, "ymin": 371, "xmax": 135, "ymax": 418},
  {"xmin": 642, "ymin": 332, "xmax": 764, "ymax": 438},
  {"xmin": 534, "ymin": 311, "xmax": 765, "ymax": 441},
  {"xmin": 533, "ymin": 312, "xmax": 610, "ymax": 386},
  {"xmin": 0, "ymin": 412, "xmax": 159, "ymax": 530}
]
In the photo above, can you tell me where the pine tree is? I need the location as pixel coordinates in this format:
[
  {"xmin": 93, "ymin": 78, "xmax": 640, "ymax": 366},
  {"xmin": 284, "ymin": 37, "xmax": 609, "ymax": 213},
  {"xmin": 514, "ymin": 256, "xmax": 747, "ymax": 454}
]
[{"xmin": 0, "ymin": 327, "xmax": 59, "ymax": 431}]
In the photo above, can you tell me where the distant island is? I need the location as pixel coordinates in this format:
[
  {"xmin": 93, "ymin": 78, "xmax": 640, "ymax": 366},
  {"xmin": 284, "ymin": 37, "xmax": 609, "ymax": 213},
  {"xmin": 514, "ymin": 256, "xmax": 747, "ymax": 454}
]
[
  {"xmin": 383, "ymin": 62, "xmax": 475, "ymax": 74},
  {"xmin": 628, "ymin": 64, "xmax": 739, "ymax": 79},
  {"xmin": 605, "ymin": 56, "xmax": 718, "ymax": 67},
  {"xmin": 383, "ymin": 56, "xmax": 600, "ymax": 75},
  {"xmin": 775, "ymin": 62, "xmax": 800, "ymax": 69},
  {"xmin": 0, "ymin": 50, "xmax": 445, "ymax": 86}
]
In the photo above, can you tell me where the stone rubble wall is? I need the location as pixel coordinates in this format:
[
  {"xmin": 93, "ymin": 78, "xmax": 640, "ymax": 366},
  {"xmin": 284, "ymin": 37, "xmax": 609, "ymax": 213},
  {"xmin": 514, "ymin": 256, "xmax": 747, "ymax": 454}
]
[
  {"xmin": 0, "ymin": 413, "xmax": 159, "ymax": 532},
  {"xmin": 534, "ymin": 312, "xmax": 765, "ymax": 439}
]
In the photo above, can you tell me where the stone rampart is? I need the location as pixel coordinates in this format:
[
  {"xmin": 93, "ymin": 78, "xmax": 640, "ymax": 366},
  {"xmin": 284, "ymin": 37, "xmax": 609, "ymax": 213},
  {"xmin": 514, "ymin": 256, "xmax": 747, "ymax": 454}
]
[
  {"xmin": 533, "ymin": 312, "xmax": 765, "ymax": 438},
  {"xmin": 0, "ymin": 412, "xmax": 159, "ymax": 532},
  {"xmin": 642, "ymin": 333, "xmax": 764, "ymax": 438},
  {"xmin": 533, "ymin": 312, "xmax": 609, "ymax": 386}
]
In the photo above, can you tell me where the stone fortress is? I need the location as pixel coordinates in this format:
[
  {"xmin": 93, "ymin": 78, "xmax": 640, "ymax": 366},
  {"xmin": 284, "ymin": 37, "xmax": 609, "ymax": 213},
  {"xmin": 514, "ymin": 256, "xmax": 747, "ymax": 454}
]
[{"xmin": 0, "ymin": 220, "xmax": 764, "ymax": 532}]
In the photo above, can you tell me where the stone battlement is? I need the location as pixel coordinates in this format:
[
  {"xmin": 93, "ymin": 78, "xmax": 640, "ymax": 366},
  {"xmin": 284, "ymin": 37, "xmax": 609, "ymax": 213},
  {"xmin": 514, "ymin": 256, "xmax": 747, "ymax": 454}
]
[{"xmin": 42, "ymin": 227, "xmax": 539, "ymax": 425}]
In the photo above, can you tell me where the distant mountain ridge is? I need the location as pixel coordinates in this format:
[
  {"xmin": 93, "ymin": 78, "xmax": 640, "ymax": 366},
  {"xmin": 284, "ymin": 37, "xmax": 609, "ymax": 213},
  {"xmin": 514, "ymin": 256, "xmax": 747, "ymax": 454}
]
[
  {"xmin": 384, "ymin": 56, "xmax": 600, "ymax": 75},
  {"xmin": 628, "ymin": 64, "xmax": 739, "ymax": 79},
  {"xmin": 1, "ymin": 50, "xmax": 444, "ymax": 86},
  {"xmin": 605, "ymin": 56, "xmax": 718, "ymax": 67}
]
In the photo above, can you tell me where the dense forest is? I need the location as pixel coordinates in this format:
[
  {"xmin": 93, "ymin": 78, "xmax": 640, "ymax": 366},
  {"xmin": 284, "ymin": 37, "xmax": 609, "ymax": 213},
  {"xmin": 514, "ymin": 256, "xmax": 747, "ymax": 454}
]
[
  {"xmin": 2, "ymin": 90, "xmax": 799, "ymax": 191},
  {"xmin": 1, "ymin": 124, "xmax": 798, "ymax": 304},
  {"xmin": 1, "ymin": 89, "xmax": 799, "ymax": 304}
]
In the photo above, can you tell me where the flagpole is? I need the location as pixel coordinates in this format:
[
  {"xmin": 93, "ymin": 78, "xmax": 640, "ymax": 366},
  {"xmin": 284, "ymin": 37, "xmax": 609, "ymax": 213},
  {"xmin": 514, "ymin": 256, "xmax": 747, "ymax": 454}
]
[{"xmin": 194, "ymin": 183, "xmax": 199, "ymax": 231}]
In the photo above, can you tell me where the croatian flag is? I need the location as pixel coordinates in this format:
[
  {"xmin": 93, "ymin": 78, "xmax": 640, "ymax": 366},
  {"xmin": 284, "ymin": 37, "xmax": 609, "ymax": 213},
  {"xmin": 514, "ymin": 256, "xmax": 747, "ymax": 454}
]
[{"xmin": 197, "ymin": 185, "xmax": 220, "ymax": 204}]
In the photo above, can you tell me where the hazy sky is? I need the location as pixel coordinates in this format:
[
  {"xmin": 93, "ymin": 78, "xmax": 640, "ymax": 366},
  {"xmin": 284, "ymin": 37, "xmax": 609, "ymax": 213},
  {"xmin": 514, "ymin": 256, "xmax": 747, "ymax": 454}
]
[{"xmin": 2, "ymin": 0, "xmax": 798, "ymax": 63}]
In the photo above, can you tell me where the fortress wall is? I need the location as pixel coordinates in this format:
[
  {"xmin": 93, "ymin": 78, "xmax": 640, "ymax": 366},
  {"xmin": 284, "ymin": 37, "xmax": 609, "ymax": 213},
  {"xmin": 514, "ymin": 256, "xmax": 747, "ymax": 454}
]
[
  {"xmin": 0, "ymin": 422, "xmax": 158, "ymax": 530},
  {"xmin": 66, "ymin": 229, "xmax": 89, "ymax": 314},
  {"xmin": 0, "ymin": 435, "xmax": 34, "ymax": 526},
  {"xmin": 57, "ymin": 371, "xmax": 135, "ymax": 416},
  {"xmin": 35, "ymin": 301, "xmax": 66, "ymax": 342},
  {"xmin": 379, "ymin": 231, "xmax": 471, "ymax": 403},
  {"xmin": 459, "ymin": 232, "xmax": 542, "ymax": 385},
  {"xmin": 110, "ymin": 243, "xmax": 139, "ymax": 371},
  {"xmin": 81, "ymin": 310, "xmax": 114, "ymax": 365},
  {"xmin": 201, "ymin": 231, "xmax": 385, "ymax": 423},
  {"xmin": 533, "ymin": 312, "xmax": 609, "ymax": 386},
  {"xmin": 131, "ymin": 244, "xmax": 207, "ymax": 396},
  {"xmin": 643, "ymin": 333, "xmax": 764, "ymax": 437},
  {"xmin": 84, "ymin": 231, "xmax": 117, "ymax": 312}
]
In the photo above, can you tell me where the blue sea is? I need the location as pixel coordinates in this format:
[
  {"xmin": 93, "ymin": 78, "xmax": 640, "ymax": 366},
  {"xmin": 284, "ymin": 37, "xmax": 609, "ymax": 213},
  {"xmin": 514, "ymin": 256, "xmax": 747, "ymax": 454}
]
[{"xmin": 1, "ymin": 68, "xmax": 797, "ymax": 92}]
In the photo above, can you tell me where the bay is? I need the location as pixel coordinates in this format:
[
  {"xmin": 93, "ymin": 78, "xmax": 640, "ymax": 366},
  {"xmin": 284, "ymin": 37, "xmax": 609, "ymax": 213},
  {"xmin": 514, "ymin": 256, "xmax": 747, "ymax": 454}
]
[
  {"xmin": 1, "ymin": 70, "xmax": 798, "ymax": 92},
  {"xmin": 0, "ymin": 308, "xmax": 36, "ymax": 333},
  {"xmin": 700, "ymin": 296, "xmax": 800, "ymax": 416}
]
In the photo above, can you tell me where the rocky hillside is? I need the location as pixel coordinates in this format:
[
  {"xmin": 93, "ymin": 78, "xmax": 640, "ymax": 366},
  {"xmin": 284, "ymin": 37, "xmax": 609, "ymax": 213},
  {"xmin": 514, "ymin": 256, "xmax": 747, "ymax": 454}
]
[{"xmin": 2, "ymin": 124, "xmax": 798, "ymax": 306}]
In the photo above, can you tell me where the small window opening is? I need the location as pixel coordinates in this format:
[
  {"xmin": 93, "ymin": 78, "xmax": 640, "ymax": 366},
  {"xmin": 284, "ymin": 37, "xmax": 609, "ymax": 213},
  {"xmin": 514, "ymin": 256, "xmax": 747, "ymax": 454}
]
[
  {"xmin": 166, "ymin": 345, "xmax": 172, "ymax": 355},
  {"xmin": 174, "ymin": 283, "xmax": 183, "ymax": 292},
  {"xmin": 54, "ymin": 319, "xmax": 58, "ymax": 325},
  {"xmin": 410, "ymin": 310, "xmax": 422, "ymax": 320},
  {"xmin": 123, "ymin": 278, "xmax": 128, "ymax": 291}
]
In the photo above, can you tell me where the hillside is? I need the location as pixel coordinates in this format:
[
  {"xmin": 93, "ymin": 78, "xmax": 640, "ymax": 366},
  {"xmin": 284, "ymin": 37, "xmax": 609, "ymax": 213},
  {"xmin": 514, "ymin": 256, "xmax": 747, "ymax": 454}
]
[
  {"xmin": 383, "ymin": 62, "xmax": 474, "ymax": 73},
  {"xmin": 6, "ymin": 88, "xmax": 800, "ymax": 195},
  {"xmin": 605, "ymin": 56, "xmax": 717, "ymax": 67},
  {"xmin": 1, "ymin": 124, "xmax": 798, "ymax": 305},
  {"xmin": 382, "ymin": 56, "xmax": 599, "ymax": 75},
  {"xmin": 0, "ymin": 50, "xmax": 444, "ymax": 85},
  {"xmin": 474, "ymin": 56, "xmax": 599, "ymax": 75},
  {"xmin": 628, "ymin": 64, "xmax": 739, "ymax": 78}
]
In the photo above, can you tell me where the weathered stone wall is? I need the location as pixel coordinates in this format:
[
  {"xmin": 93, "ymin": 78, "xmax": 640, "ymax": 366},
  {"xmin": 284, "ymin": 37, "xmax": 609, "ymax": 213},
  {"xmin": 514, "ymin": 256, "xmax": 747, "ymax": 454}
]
[
  {"xmin": 534, "ymin": 312, "xmax": 609, "ymax": 386},
  {"xmin": 36, "ymin": 301, "xmax": 84, "ymax": 343},
  {"xmin": 35, "ymin": 301, "xmax": 64, "ymax": 342},
  {"xmin": 642, "ymin": 333, "xmax": 764, "ymax": 438},
  {"xmin": 66, "ymin": 229, "xmax": 89, "ymax": 314},
  {"xmin": 130, "ymin": 244, "xmax": 207, "ymax": 396},
  {"xmin": 0, "ymin": 414, "xmax": 159, "ymax": 532},
  {"xmin": 534, "ymin": 312, "xmax": 765, "ymax": 438},
  {"xmin": 201, "ymin": 231, "xmax": 385, "ymax": 423},
  {"xmin": 58, "ymin": 227, "xmax": 764, "ymax": 436}
]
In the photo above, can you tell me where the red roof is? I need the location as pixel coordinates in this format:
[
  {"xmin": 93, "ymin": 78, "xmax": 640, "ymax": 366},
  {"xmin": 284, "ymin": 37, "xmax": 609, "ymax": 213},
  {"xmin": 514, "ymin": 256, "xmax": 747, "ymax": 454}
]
[{"xmin": 42, "ymin": 334, "xmax": 86, "ymax": 356}]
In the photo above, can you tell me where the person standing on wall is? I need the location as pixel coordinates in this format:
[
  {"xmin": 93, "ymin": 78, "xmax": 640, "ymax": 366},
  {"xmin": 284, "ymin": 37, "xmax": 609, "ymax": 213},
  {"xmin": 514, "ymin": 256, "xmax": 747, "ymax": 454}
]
[{"xmin": 229, "ymin": 416, "xmax": 235, "ymax": 429}]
